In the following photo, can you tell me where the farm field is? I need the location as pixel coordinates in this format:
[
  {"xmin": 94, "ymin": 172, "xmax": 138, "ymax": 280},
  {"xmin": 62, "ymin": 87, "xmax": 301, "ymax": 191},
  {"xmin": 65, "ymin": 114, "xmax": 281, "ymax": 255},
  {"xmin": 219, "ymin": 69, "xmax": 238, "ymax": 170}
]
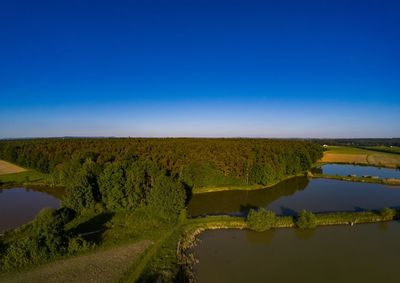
[
  {"xmin": 320, "ymin": 146, "xmax": 400, "ymax": 168},
  {"xmin": 0, "ymin": 160, "xmax": 26, "ymax": 175}
]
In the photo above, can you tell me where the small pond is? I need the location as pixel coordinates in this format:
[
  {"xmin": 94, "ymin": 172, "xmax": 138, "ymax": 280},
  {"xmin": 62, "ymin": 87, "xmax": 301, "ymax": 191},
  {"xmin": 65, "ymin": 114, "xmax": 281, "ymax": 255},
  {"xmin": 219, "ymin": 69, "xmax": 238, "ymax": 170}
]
[
  {"xmin": 318, "ymin": 164, "xmax": 400, "ymax": 179},
  {"xmin": 188, "ymin": 177, "xmax": 400, "ymax": 217},
  {"xmin": 0, "ymin": 187, "xmax": 60, "ymax": 232},
  {"xmin": 193, "ymin": 222, "xmax": 400, "ymax": 283}
]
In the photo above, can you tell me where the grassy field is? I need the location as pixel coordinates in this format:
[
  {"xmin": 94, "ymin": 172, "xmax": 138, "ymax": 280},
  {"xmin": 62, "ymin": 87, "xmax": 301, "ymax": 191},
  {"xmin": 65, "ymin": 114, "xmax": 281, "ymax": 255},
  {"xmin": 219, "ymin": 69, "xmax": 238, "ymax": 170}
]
[
  {"xmin": 0, "ymin": 240, "xmax": 151, "ymax": 283},
  {"xmin": 0, "ymin": 170, "xmax": 48, "ymax": 184},
  {"xmin": 320, "ymin": 146, "xmax": 400, "ymax": 168},
  {"xmin": 0, "ymin": 160, "xmax": 26, "ymax": 175},
  {"xmin": 362, "ymin": 146, "xmax": 400, "ymax": 155}
]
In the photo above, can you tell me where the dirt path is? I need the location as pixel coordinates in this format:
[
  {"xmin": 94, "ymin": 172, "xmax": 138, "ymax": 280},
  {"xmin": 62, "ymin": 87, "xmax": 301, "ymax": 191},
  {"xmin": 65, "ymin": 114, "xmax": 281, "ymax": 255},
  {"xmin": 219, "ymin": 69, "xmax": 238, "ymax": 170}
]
[{"xmin": 1, "ymin": 240, "xmax": 152, "ymax": 283}]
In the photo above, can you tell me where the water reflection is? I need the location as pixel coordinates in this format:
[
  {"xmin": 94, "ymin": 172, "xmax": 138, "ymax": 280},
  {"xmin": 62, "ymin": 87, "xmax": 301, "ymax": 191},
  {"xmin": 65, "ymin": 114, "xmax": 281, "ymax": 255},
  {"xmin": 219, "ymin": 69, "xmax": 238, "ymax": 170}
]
[
  {"xmin": 188, "ymin": 177, "xmax": 400, "ymax": 217},
  {"xmin": 193, "ymin": 222, "xmax": 400, "ymax": 283},
  {"xmin": 319, "ymin": 164, "xmax": 400, "ymax": 179},
  {"xmin": 188, "ymin": 177, "xmax": 309, "ymax": 217},
  {"xmin": 0, "ymin": 187, "xmax": 60, "ymax": 232}
]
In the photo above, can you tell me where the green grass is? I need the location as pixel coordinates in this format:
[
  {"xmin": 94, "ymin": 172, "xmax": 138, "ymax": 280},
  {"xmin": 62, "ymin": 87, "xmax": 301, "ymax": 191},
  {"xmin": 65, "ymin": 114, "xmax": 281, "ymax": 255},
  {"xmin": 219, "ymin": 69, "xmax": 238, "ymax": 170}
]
[
  {"xmin": 362, "ymin": 146, "xmax": 400, "ymax": 155},
  {"xmin": 0, "ymin": 170, "xmax": 52, "ymax": 186},
  {"xmin": 322, "ymin": 146, "xmax": 400, "ymax": 169},
  {"xmin": 324, "ymin": 146, "xmax": 370, "ymax": 154}
]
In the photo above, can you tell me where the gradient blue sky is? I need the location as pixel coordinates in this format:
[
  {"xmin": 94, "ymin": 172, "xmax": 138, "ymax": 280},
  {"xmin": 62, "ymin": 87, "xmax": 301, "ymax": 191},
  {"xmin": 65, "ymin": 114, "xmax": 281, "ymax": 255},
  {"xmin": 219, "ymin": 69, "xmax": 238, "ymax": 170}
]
[{"xmin": 1, "ymin": 0, "xmax": 399, "ymax": 138}]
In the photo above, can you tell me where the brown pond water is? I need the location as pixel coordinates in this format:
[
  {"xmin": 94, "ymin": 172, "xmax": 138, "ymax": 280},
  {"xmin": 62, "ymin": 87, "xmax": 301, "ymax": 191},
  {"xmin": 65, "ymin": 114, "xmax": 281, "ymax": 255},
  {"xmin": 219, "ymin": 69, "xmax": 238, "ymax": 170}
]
[
  {"xmin": 188, "ymin": 177, "xmax": 400, "ymax": 217},
  {"xmin": 193, "ymin": 221, "xmax": 400, "ymax": 283},
  {"xmin": 0, "ymin": 187, "xmax": 60, "ymax": 232}
]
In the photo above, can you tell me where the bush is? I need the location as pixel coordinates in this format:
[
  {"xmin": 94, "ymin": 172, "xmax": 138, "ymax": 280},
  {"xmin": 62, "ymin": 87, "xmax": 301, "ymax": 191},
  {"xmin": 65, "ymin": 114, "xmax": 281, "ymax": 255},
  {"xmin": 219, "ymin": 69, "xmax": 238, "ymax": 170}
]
[
  {"xmin": 246, "ymin": 208, "xmax": 276, "ymax": 232},
  {"xmin": 381, "ymin": 207, "xmax": 397, "ymax": 220},
  {"xmin": 67, "ymin": 236, "xmax": 92, "ymax": 255},
  {"xmin": 296, "ymin": 210, "xmax": 316, "ymax": 228}
]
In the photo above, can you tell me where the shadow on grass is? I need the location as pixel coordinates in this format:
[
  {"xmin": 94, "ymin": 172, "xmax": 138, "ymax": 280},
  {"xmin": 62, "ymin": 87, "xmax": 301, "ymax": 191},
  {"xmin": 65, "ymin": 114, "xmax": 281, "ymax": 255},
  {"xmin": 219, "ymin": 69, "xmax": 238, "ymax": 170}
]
[{"xmin": 69, "ymin": 212, "xmax": 114, "ymax": 244}]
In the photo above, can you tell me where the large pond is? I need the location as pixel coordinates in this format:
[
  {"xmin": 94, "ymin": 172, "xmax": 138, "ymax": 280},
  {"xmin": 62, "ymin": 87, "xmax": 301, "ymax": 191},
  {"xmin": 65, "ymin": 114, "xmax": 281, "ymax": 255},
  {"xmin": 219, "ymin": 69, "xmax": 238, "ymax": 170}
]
[
  {"xmin": 188, "ymin": 177, "xmax": 400, "ymax": 217},
  {"xmin": 318, "ymin": 164, "xmax": 400, "ymax": 179},
  {"xmin": 0, "ymin": 187, "xmax": 60, "ymax": 232},
  {"xmin": 192, "ymin": 222, "xmax": 400, "ymax": 283}
]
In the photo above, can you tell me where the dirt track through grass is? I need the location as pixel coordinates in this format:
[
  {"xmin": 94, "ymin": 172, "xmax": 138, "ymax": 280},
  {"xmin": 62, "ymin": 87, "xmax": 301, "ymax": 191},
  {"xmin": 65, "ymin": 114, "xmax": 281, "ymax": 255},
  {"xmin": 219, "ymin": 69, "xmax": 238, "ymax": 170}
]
[
  {"xmin": 0, "ymin": 160, "xmax": 26, "ymax": 175},
  {"xmin": 1, "ymin": 240, "xmax": 152, "ymax": 283}
]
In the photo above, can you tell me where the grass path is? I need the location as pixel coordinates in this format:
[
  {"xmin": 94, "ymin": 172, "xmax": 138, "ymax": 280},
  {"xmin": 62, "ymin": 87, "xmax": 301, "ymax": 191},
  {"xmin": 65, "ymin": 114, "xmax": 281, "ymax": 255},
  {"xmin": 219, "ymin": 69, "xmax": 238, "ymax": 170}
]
[
  {"xmin": 0, "ymin": 160, "xmax": 26, "ymax": 175},
  {"xmin": 0, "ymin": 240, "xmax": 151, "ymax": 283}
]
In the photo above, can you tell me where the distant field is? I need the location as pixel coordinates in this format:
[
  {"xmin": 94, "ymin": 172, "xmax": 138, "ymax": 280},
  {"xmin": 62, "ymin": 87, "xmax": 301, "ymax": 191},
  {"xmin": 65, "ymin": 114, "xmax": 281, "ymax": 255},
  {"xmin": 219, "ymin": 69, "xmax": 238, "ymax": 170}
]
[
  {"xmin": 0, "ymin": 160, "xmax": 26, "ymax": 175},
  {"xmin": 363, "ymin": 146, "xmax": 400, "ymax": 155},
  {"xmin": 0, "ymin": 240, "xmax": 151, "ymax": 283},
  {"xmin": 320, "ymin": 146, "xmax": 400, "ymax": 168}
]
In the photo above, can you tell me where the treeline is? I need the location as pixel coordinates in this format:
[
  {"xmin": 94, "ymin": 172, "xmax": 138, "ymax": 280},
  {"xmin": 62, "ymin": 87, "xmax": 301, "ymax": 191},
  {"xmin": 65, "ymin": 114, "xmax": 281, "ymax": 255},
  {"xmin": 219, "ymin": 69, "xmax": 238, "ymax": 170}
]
[
  {"xmin": 0, "ymin": 138, "xmax": 322, "ymax": 188},
  {"xmin": 312, "ymin": 138, "xmax": 400, "ymax": 147}
]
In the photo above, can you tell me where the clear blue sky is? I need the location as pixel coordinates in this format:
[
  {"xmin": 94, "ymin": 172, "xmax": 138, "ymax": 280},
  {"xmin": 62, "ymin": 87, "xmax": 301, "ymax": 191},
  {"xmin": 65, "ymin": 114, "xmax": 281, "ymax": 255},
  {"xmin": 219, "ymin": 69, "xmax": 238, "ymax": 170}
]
[{"xmin": 1, "ymin": 0, "xmax": 399, "ymax": 138}]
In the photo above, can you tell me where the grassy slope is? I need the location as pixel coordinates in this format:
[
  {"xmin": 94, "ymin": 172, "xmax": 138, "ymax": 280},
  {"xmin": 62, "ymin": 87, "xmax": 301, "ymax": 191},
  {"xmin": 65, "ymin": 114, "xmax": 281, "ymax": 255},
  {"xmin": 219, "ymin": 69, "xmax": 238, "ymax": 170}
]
[{"xmin": 320, "ymin": 146, "xmax": 400, "ymax": 168}]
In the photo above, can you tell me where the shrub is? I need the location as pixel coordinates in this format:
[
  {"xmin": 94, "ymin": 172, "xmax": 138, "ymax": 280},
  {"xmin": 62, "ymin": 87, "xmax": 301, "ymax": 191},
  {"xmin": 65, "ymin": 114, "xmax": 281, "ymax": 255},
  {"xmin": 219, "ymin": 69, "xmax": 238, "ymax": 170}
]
[
  {"xmin": 296, "ymin": 210, "xmax": 316, "ymax": 228},
  {"xmin": 67, "ymin": 236, "xmax": 92, "ymax": 255},
  {"xmin": 381, "ymin": 207, "xmax": 397, "ymax": 220},
  {"xmin": 246, "ymin": 208, "xmax": 276, "ymax": 232}
]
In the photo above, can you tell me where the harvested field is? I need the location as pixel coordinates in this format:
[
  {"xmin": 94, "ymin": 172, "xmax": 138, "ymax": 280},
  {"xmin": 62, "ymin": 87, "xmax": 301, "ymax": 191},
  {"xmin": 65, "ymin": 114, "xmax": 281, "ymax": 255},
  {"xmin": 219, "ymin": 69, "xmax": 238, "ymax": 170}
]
[
  {"xmin": 0, "ymin": 160, "xmax": 26, "ymax": 175},
  {"xmin": 320, "ymin": 146, "xmax": 400, "ymax": 168},
  {"xmin": 1, "ymin": 240, "xmax": 152, "ymax": 283}
]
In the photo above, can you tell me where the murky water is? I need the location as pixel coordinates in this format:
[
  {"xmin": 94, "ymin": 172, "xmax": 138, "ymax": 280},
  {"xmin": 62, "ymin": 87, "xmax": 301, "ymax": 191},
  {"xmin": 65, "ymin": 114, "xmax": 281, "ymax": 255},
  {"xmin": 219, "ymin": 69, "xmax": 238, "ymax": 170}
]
[
  {"xmin": 0, "ymin": 187, "xmax": 60, "ymax": 232},
  {"xmin": 188, "ymin": 178, "xmax": 400, "ymax": 216},
  {"xmin": 193, "ymin": 222, "xmax": 400, "ymax": 283}
]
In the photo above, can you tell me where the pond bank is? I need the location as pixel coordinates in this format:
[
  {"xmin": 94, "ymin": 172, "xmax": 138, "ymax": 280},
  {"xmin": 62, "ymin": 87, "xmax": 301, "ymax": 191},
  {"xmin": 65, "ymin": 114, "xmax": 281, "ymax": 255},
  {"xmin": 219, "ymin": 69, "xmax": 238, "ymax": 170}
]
[{"xmin": 178, "ymin": 209, "xmax": 399, "ymax": 281}]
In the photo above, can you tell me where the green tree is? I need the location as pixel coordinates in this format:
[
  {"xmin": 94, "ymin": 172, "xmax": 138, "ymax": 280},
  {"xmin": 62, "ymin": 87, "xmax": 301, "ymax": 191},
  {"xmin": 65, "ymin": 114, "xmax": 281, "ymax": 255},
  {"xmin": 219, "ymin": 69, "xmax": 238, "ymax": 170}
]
[
  {"xmin": 147, "ymin": 175, "xmax": 186, "ymax": 218},
  {"xmin": 381, "ymin": 207, "xmax": 396, "ymax": 220},
  {"xmin": 98, "ymin": 162, "xmax": 126, "ymax": 210},
  {"xmin": 296, "ymin": 210, "xmax": 316, "ymax": 228},
  {"xmin": 246, "ymin": 208, "xmax": 276, "ymax": 232}
]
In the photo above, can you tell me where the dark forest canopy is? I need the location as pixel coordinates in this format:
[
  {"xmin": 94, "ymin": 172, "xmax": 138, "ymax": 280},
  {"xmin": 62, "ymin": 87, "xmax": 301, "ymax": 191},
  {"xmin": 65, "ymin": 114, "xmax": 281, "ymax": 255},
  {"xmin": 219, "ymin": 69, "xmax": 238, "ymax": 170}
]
[{"xmin": 0, "ymin": 138, "xmax": 322, "ymax": 182}]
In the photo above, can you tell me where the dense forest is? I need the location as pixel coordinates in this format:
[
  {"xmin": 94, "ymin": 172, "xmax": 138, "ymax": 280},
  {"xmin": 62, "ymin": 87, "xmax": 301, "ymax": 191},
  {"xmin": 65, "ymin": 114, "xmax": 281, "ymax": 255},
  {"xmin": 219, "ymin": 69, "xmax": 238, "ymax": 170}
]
[
  {"xmin": 0, "ymin": 138, "xmax": 322, "ymax": 213},
  {"xmin": 0, "ymin": 138, "xmax": 322, "ymax": 274}
]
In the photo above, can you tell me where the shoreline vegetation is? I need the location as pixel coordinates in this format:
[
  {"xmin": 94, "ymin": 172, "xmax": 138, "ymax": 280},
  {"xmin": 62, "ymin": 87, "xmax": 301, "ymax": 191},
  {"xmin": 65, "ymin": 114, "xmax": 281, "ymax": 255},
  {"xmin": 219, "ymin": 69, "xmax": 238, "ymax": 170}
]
[
  {"xmin": 178, "ymin": 208, "xmax": 399, "ymax": 281},
  {"xmin": 311, "ymin": 173, "xmax": 400, "ymax": 186},
  {"xmin": 192, "ymin": 171, "xmax": 309, "ymax": 194}
]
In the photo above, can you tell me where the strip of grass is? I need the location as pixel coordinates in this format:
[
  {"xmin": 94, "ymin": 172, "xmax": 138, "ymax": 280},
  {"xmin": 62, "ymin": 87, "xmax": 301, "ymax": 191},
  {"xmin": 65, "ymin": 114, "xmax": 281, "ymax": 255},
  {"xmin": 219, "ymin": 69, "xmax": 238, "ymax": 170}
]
[
  {"xmin": 0, "ymin": 170, "xmax": 53, "ymax": 187},
  {"xmin": 312, "ymin": 173, "xmax": 400, "ymax": 186},
  {"xmin": 361, "ymin": 146, "xmax": 400, "ymax": 155}
]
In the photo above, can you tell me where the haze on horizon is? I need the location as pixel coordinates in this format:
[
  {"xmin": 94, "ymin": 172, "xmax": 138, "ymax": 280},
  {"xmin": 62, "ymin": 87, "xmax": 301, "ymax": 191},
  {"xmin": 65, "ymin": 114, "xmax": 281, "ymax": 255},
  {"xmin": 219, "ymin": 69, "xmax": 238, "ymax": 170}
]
[{"xmin": 1, "ymin": 0, "xmax": 399, "ymax": 139}]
